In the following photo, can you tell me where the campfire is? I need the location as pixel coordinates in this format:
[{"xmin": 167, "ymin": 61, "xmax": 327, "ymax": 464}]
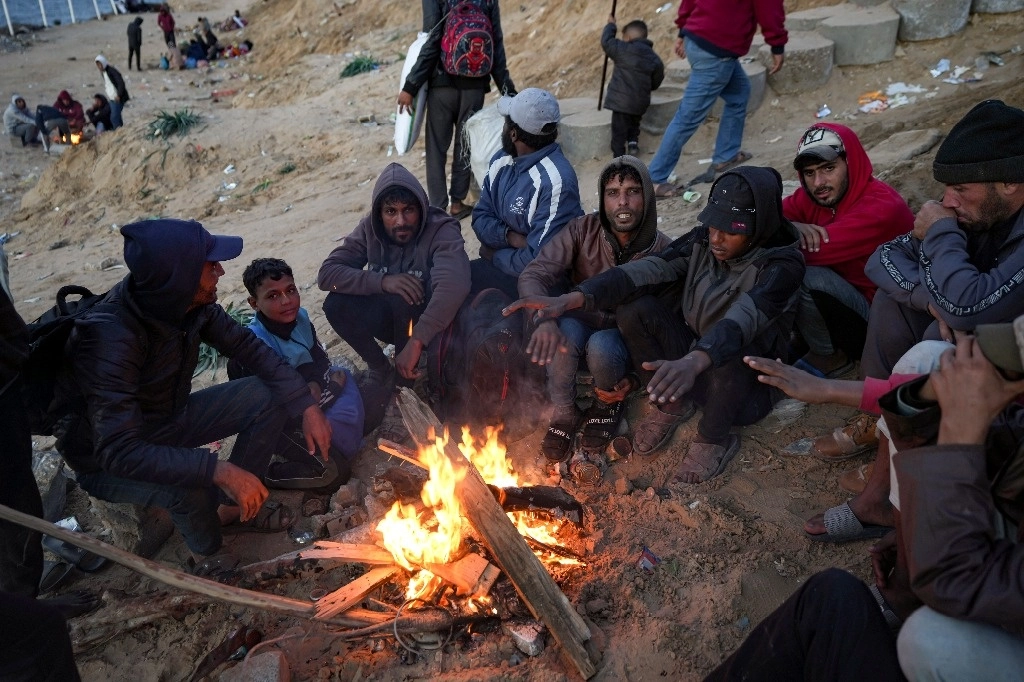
[
  {"xmin": 376, "ymin": 426, "xmax": 582, "ymax": 602},
  {"xmin": 69, "ymin": 132, "xmax": 82, "ymax": 145}
]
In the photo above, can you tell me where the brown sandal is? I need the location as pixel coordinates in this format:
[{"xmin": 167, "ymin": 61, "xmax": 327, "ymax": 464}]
[
  {"xmin": 670, "ymin": 435, "xmax": 740, "ymax": 485},
  {"xmin": 632, "ymin": 402, "xmax": 695, "ymax": 456}
]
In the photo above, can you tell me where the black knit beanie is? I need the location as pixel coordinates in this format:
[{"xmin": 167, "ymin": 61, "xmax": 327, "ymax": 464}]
[{"xmin": 933, "ymin": 100, "xmax": 1024, "ymax": 184}]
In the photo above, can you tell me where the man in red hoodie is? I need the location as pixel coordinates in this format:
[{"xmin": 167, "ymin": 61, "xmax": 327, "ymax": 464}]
[{"xmin": 784, "ymin": 124, "xmax": 914, "ymax": 378}]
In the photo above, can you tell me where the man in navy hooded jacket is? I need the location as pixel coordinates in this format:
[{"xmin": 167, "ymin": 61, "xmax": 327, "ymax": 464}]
[{"xmin": 54, "ymin": 219, "xmax": 332, "ymax": 570}]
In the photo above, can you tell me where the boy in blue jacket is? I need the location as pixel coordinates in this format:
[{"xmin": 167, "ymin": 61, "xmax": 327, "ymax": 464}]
[{"xmin": 231, "ymin": 258, "xmax": 365, "ymax": 490}]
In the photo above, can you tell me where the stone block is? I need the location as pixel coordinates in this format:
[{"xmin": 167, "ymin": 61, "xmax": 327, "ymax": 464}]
[
  {"xmin": 559, "ymin": 101, "xmax": 612, "ymax": 164},
  {"xmin": 866, "ymin": 128, "xmax": 943, "ymax": 172},
  {"xmin": 761, "ymin": 32, "xmax": 834, "ymax": 95},
  {"xmin": 664, "ymin": 58, "xmax": 689, "ymax": 85},
  {"xmin": 89, "ymin": 500, "xmax": 174, "ymax": 558},
  {"xmin": 220, "ymin": 650, "xmax": 290, "ymax": 682},
  {"xmin": 972, "ymin": 0, "xmax": 1024, "ymax": 11},
  {"xmin": 504, "ymin": 620, "xmax": 546, "ymax": 657},
  {"xmin": 892, "ymin": 0, "xmax": 971, "ymax": 40},
  {"xmin": 786, "ymin": 4, "xmax": 843, "ymax": 31},
  {"xmin": 641, "ymin": 86, "xmax": 684, "ymax": 135},
  {"xmin": 819, "ymin": 4, "xmax": 900, "ymax": 65}
]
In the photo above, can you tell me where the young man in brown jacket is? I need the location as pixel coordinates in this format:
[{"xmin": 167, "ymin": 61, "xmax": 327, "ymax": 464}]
[{"xmin": 515, "ymin": 156, "xmax": 670, "ymax": 461}]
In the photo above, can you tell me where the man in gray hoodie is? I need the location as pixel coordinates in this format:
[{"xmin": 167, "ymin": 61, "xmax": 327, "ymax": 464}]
[
  {"xmin": 319, "ymin": 163, "xmax": 471, "ymax": 387},
  {"xmin": 3, "ymin": 95, "xmax": 39, "ymax": 146}
]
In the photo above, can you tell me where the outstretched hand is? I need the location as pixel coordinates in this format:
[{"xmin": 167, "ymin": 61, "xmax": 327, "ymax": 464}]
[
  {"xmin": 744, "ymin": 356, "xmax": 827, "ymax": 404},
  {"xmin": 525, "ymin": 320, "xmax": 567, "ymax": 366},
  {"xmin": 643, "ymin": 352, "xmax": 711, "ymax": 404},
  {"xmin": 502, "ymin": 291, "xmax": 584, "ymax": 321}
]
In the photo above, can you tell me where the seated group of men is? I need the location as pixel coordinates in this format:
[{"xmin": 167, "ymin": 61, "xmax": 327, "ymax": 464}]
[
  {"xmin": 1, "ymin": 89, "xmax": 1023, "ymax": 680},
  {"xmin": 3, "ymin": 91, "xmax": 89, "ymax": 151}
]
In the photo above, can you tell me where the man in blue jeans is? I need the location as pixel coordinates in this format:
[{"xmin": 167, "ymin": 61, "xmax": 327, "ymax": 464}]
[
  {"xmin": 95, "ymin": 55, "xmax": 129, "ymax": 129},
  {"xmin": 649, "ymin": 0, "xmax": 787, "ymax": 198},
  {"xmin": 55, "ymin": 219, "xmax": 332, "ymax": 575},
  {"xmin": 515, "ymin": 156, "xmax": 670, "ymax": 461}
]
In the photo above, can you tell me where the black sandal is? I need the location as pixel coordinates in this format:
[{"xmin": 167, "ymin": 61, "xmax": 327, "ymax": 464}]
[
  {"xmin": 541, "ymin": 415, "xmax": 577, "ymax": 462},
  {"xmin": 578, "ymin": 400, "xmax": 625, "ymax": 450}
]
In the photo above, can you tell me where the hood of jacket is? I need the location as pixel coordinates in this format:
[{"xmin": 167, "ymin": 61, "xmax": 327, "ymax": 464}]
[
  {"xmin": 56, "ymin": 90, "xmax": 72, "ymax": 104},
  {"xmin": 95, "ymin": 54, "xmax": 108, "ymax": 68},
  {"xmin": 120, "ymin": 219, "xmax": 218, "ymax": 326},
  {"xmin": 703, "ymin": 166, "xmax": 799, "ymax": 255},
  {"xmin": 10, "ymin": 94, "xmax": 22, "ymax": 108},
  {"xmin": 789, "ymin": 123, "xmax": 875, "ymax": 224},
  {"xmin": 597, "ymin": 154, "xmax": 660, "ymax": 262},
  {"xmin": 369, "ymin": 162, "xmax": 431, "ymax": 247},
  {"xmin": 133, "ymin": 17, "xmax": 143, "ymax": 25}
]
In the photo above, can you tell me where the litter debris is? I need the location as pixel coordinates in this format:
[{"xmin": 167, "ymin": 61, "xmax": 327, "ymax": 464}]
[
  {"xmin": 981, "ymin": 51, "xmax": 1004, "ymax": 67},
  {"xmin": 655, "ymin": 2, "xmax": 673, "ymax": 13},
  {"xmin": 0, "ymin": 231, "xmax": 20, "ymax": 244},
  {"xmin": 766, "ymin": 136, "xmax": 782, "ymax": 144},
  {"xmin": 929, "ymin": 58, "xmax": 950, "ymax": 78},
  {"xmin": 636, "ymin": 546, "xmax": 660, "ymax": 573},
  {"xmin": 858, "ymin": 91, "xmax": 888, "ymax": 114},
  {"xmin": 815, "ymin": 104, "xmax": 831, "ymax": 119},
  {"xmin": 223, "ymin": 164, "xmax": 235, "ymax": 174}
]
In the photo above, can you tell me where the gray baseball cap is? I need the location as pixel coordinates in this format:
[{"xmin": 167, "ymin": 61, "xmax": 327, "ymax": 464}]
[{"xmin": 497, "ymin": 88, "xmax": 560, "ymax": 135}]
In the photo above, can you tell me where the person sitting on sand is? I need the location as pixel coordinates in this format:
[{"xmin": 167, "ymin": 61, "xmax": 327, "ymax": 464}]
[
  {"xmin": 85, "ymin": 94, "xmax": 113, "ymax": 134},
  {"xmin": 3, "ymin": 94, "xmax": 39, "ymax": 147},
  {"xmin": 228, "ymin": 257, "xmax": 369, "ymax": 492},
  {"xmin": 515, "ymin": 155, "xmax": 671, "ymax": 462},
  {"xmin": 53, "ymin": 91, "xmax": 86, "ymax": 135},
  {"xmin": 54, "ymin": 219, "xmax": 333, "ymax": 576},
  {"xmin": 506, "ymin": 166, "xmax": 804, "ymax": 484},
  {"xmin": 714, "ymin": 334, "xmax": 1024, "ymax": 680},
  {"xmin": 318, "ymin": 163, "xmax": 471, "ymax": 392}
]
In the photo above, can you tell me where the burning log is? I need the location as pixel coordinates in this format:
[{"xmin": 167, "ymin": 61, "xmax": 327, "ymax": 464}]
[
  {"xmin": 424, "ymin": 552, "xmax": 501, "ymax": 598},
  {"xmin": 236, "ymin": 542, "xmax": 396, "ymax": 585},
  {"xmin": 378, "ymin": 438, "xmax": 584, "ymax": 526},
  {"xmin": 395, "ymin": 388, "xmax": 598, "ymax": 679}
]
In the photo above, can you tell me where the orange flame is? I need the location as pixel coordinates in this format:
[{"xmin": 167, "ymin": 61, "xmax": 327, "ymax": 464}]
[
  {"xmin": 408, "ymin": 319, "xmax": 413, "ymax": 338},
  {"xmin": 376, "ymin": 425, "xmax": 580, "ymax": 600},
  {"xmin": 70, "ymin": 132, "xmax": 82, "ymax": 145}
]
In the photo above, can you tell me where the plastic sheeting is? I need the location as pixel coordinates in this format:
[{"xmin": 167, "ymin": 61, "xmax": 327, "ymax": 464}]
[{"xmin": 463, "ymin": 103, "xmax": 504, "ymax": 190}]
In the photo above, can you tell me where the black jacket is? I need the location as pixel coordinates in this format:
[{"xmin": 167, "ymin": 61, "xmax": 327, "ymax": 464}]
[
  {"xmin": 127, "ymin": 17, "xmax": 143, "ymax": 49},
  {"xmin": 402, "ymin": 0, "xmax": 515, "ymax": 96},
  {"xmin": 86, "ymin": 96, "xmax": 113, "ymax": 130},
  {"xmin": 601, "ymin": 23, "xmax": 664, "ymax": 116},
  {"xmin": 56, "ymin": 220, "xmax": 315, "ymax": 488}
]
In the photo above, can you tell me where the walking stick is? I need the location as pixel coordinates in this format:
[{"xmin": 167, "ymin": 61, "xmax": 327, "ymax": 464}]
[{"xmin": 597, "ymin": 0, "xmax": 618, "ymax": 111}]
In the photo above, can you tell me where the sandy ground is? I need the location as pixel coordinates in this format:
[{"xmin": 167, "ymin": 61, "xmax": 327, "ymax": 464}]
[{"xmin": 2, "ymin": 0, "xmax": 1024, "ymax": 680}]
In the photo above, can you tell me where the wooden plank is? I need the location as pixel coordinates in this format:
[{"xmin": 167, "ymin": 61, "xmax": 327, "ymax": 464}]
[
  {"xmin": 396, "ymin": 388, "xmax": 597, "ymax": 678},
  {"xmin": 377, "ymin": 438, "xmax": 426, "ymax": 469},
  {"xmin": 315, "ymin": 566, "xmax": 401, "ymax": 621},
  {"xmin": 424, "ymin": 552, "xmax": 494, "ymax": 596},
  {"xmin": 0, "ymin": 502, "xmax": 383, "ymax": 628},
  {"xmin": 301, "ymin": 542, "xmax": 396, "ymax": 565}
]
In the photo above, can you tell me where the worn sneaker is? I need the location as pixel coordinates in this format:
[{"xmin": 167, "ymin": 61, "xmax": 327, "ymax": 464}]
[
  {"xmin": 626, "ymin": 141, "xmax": 639, "ymax": 156},
  {"xmin": 811, "ymin": 414, "xmax": 878, "ymax": 461}
]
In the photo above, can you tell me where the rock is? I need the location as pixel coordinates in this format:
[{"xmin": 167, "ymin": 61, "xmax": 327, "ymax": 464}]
[
  {"xmin": 89, "ymin": 499, "xmax": 173, "ymax": 558},
  {"xmin": 504, "ymin": 620, "xmax": 546, "ymax": 657},
  {"xmin": 613, "ymin": 476, "xmax": 632, "ymax": 496},
  {"xmin": 585, "ymin": 598, "xmax": 610, "ymax": 616},
  {"xmin": 891, "ymin": 0, "xmax": 970, "ymax": 41},
  {"xmin": 302, "ymin": 497, "xmax": 327, "ymax": 517},
  {"xmin": 330, "ymin": 479, "xmax": 365, "ymax": 512},
  {"xmin": 972, "ymin": 0, "xmax": 1024, "ymax": 12},
  {"xmin": 761, "ymin": 32, "xmax": 833, "ymax": 95},
  {"xmin": 866, "ymin": 128, "xmax": 942, "ymax": 172},
  {"xmin": 220, "ymin": 650, "xmax": 290, "ymax": 682}
]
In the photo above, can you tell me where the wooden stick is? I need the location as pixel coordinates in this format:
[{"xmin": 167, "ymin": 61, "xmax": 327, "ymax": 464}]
[
  {"xmin": 377, "ymin": 438, "xmax": 426, "ymax": 469},
  {"xmin": 315, "ymin": 566, "xmax": 402, "ymax": 620},
  {"xmin": 0, "ymin": 503, "xmax": 375, "ymax": 628},
  {"xmin": 396, "ymin": 389, "xmax": 597, "ymax": 679},
  {"xmin": 424, "ymin": 552, "xmax": 497, "ymax": 597}
]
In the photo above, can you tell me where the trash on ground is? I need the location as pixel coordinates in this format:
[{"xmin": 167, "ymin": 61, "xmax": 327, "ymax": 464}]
[
  {"xmin": 636, "ymin": 546, "xmax": 660, "ymax": 573},
  {"xmin": 929, "ymin": 58, "xmax": 950, "ymax": 78},
  {"xmin": 815, "ymin": 104, "xmax": 831, "ymax": 119}
]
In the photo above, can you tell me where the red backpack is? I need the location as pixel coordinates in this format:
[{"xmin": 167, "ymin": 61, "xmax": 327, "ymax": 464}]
[{"xmin": 440, "ymin": 0, "xmax": 494, "ymax": 78}]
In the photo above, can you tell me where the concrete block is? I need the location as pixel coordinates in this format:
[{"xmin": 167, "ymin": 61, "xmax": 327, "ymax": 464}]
[
  {"xmin": 892, "ymin": 0, "xmax": 971, "ymax": 40},
  {"xmin": 559, "ymin": 100, "xmax": 612, "ymax": 164},
  {"xmin": 972, "ymin": 0, "xmax": 1024, "ymax": 11},
  {"xmin": 819, "ymin": 4, "xmax": 900, "ymax": 65},
  {"xmin": 761, "ymin": 32, "xmax": 834, "ymax": 95},
  {"xmin": 866, "ymin": 128, "xmax": 943, "ymax": 172},
  {"xmin": 641, "ymin": 86, "xmax": 684, "ymax": 135},
  {"xmin": 853, "ymin": 0, "xmax": 889, "ymax": 5},
  {"xmin": 786, "ymin": 5, "xmax": 843, "ymax": 31},
  {"xmin": 220, "ymin": 650, "xmax": 290, "ymax": 682}
]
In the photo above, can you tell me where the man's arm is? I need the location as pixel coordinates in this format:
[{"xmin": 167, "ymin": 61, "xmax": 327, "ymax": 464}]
[
  {"xmin": 895, "ymin": 338, "xmax": 1024, "ymax": 628},
  {"xmin": 921, "ymin": 215, "xmax": 1024, "ymax": 329},
  {"xmin": 411, "ymin": 222, "xmax": 471, "ymax": 348},
  {"xmin": 317, "ymin": 218, "xmax": 384, "ymax": 296},
  {"xmin": 600, "ymin": 22, "xmax": 621, "ymax": 59},
  {"xmin": 401, "ymin": 2, "xmax": 444, "ymax": 97},
  {"xmin": 517, "ymin": 218, "xmax": 579, "ymax": 298},
  {"xmin": 865, "ymin": 233, "xmax": 933, "ymax": 310},
  {"xmin": 73, "ymin": 317, "xmax": 219, "ymax": 488},
  {"xmin": 487, "ymin": 0, "xmax": 515, "ymax": 94},
  {"xmin": 472, "ymin": 155, "xmax": 517, "ymax": 249}
]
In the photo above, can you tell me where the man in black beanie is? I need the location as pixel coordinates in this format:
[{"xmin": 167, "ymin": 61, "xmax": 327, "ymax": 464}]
[{"xmin": 802, "ymin": 99, "xmax": 1024, "ymax": 543}]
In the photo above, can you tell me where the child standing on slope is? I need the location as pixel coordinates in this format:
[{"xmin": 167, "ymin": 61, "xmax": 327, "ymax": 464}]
[{"xmin": 601, "ymin": 16, "xmax": 665, "ymax": 157}]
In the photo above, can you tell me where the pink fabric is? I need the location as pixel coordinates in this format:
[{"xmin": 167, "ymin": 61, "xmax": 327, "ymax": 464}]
[{"xmin": 859, "ymin": 373, "xmax": 920, "ymax": 414}]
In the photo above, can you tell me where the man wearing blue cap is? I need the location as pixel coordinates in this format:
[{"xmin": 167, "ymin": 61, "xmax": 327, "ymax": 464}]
[{"xmin": 54, "ymin": 219, "xmax": 332, "ymax": 574}]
